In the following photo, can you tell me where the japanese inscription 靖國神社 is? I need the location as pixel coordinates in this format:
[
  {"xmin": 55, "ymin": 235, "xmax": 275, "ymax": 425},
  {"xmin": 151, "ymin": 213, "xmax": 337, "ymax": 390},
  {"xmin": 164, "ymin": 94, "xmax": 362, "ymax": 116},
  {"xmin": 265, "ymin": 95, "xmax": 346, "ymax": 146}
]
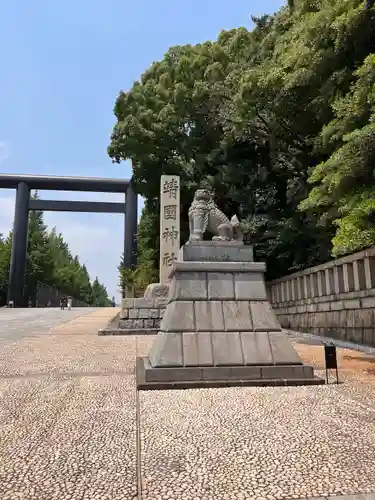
[{"xmin": 159, "ymin": 175, "xmax": 180, "ymax": 283}]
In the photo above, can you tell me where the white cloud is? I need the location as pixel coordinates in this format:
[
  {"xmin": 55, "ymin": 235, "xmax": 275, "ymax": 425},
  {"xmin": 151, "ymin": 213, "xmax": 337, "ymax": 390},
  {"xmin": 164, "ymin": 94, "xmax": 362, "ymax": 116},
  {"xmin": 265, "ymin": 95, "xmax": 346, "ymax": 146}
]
[
  {"xmin": 0, "ymin": 141, "xmax": 9, "ymax": 164},
  {"xmin": 0, "ymin": 194, "xmax": 14, "ymax": 234}
]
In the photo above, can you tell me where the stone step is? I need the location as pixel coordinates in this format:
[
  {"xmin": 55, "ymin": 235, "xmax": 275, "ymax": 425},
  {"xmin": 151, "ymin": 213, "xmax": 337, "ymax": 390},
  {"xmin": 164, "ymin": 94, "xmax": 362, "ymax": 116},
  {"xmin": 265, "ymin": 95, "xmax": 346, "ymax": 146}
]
[
  {"xmin": 136, "ymin": 358, "xmax": 324, "ymax": 390},
  {"xmin": 98, "ymin": 328, "xmax": 158, "ymax": 336}
]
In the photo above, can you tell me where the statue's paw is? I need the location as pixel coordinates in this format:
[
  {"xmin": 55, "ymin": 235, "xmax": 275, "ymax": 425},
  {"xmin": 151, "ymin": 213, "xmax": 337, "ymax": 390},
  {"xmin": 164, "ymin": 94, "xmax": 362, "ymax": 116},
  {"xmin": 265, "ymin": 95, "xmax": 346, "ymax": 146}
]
[
  {"xmin": 189, "ymin": 234, "xmax": 202, "ymax": 241},
  {"xmin": 212, "ymin": 236, "xmax": 229, "ymax": 242}
]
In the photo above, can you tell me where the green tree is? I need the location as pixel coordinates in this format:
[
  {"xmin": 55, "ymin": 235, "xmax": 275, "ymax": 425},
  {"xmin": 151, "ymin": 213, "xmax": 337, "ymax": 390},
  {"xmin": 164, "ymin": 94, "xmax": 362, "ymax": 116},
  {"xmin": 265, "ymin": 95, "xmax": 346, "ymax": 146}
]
[
  {"xmin": 300, "ymin": 53, "xmax": 375, "ymax": 257},
  {"xmin": 48, "ymin": 227, "xmax": 74, "ymax": 292},
  {"xmin": 25, "ymin": 193, "xmax": 55, "ymax": 299},
  {"xmin": 132, "ymin": 203, "xmax": 159, "ymax": 286},
  {"xmin": 231, "ymin": 0, "xmax": 375, "ymax": 269},
  {"xmin": 0, "ymin": 234, "xmax": 11, "ymax": 306},
  {"xmin": 108, "ymin": 0, "xmax": 375, "ymax": 277},
  {"xmin": 91, "ymin": 277, "xmax": 111, "ymax": 306}
]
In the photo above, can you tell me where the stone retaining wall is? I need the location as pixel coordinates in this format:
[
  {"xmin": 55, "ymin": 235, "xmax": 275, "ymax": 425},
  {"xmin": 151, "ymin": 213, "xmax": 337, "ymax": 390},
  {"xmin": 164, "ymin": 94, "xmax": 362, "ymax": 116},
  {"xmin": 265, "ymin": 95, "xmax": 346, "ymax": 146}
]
[
  {"xmin": 119, "ymin": 297, "xmax": 167, "ymax": 330},
  {"xmin": 267, "ymin": 247, "xmax": 375, "ymax": 347}
]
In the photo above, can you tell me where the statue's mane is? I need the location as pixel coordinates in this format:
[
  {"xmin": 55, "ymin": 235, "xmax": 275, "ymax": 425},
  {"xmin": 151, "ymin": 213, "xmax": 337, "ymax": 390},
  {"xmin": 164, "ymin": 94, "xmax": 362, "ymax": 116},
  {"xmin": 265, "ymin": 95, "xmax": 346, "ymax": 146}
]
[
  {"xmin": 192, "ymin": 189, "xmax": 216, "ymax": 211},
  {"xmin": 190, "ymin": 196, "xmax": 216, "ymax": 212},
  {"xmin": 206, "ymin": 198, "xmax": 216, "ymax": 210}
]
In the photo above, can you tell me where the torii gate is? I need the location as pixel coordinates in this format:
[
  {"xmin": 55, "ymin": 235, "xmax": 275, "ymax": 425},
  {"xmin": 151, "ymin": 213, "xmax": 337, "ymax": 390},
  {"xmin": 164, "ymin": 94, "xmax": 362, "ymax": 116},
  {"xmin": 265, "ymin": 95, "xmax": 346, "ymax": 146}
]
[{"xmin": 0, "ymin": 173, "xmax": 138, "ymax": 306}]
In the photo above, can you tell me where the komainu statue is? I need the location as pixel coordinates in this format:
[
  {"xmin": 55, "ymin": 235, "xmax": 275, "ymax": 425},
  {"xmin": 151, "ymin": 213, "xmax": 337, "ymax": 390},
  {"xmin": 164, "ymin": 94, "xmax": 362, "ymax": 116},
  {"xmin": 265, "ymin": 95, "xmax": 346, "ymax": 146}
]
[{"xmin": 188, "ymin": 189, "xmax": 244, "ymax": 242}]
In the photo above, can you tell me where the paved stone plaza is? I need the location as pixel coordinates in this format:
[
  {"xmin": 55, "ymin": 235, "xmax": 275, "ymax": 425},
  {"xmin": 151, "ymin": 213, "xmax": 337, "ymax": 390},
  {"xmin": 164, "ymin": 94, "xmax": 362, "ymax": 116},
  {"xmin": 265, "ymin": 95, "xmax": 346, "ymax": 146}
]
[
  {"xmin": 0, "ymin": 307, "xmax": 100, "ymax": 344},
  {"xmin": 0, "ymin": 308, "xmax": 375, "ymax": 500}
]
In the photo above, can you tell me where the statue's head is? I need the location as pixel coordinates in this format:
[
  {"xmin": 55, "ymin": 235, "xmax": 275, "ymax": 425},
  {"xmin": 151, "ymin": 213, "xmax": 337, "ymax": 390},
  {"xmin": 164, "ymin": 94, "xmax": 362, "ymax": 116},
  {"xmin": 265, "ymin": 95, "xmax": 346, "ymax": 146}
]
[{"xmin": 194, "ymin": 188, "xmax": 212, "ymax": 203}]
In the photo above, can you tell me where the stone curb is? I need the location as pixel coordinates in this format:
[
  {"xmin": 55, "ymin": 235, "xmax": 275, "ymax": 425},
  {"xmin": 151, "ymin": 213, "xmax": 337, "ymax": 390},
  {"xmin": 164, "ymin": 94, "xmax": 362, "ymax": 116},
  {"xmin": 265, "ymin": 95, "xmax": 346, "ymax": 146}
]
[
  {"xmin": 285, "ymin": 329, "xmax": 375, "ymax": 354},
  {"xmin": 98, "ymin": 328, "xmax": 159, "ymax": 336},
  {"xmin": 304, "ymin": 494, "xmax": 375, "ymax": 500}
]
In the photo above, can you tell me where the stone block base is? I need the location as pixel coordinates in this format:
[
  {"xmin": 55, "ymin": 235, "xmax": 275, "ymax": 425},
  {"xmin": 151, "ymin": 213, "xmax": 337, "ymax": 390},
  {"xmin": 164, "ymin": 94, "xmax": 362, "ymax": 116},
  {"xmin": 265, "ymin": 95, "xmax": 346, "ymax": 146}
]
[
  {"xmin": 136, "ymin": 357, "xmax": 324, "ymax": 390},
  {"xmin": 119, "ymin": 297, "xmax": 167, "ymax": 331},
  {"xmin": 119, "ymin": 318, "xmax": 162, "ymax": 329}
]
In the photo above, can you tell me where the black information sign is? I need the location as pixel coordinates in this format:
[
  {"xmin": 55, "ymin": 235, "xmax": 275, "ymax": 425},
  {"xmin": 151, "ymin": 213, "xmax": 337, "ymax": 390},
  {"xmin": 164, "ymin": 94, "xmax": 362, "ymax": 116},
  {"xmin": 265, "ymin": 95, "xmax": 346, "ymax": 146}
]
[{"xmin": 323, "ymin": 341, "xmax": 339, "ymax": 384}]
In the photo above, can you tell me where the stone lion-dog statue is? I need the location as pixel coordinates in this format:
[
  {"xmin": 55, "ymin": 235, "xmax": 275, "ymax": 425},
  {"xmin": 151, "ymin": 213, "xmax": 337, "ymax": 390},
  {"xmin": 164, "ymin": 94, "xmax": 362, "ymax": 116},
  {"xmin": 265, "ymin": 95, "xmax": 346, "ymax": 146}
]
[{"xmin": 188, "ymin": 189, "xmax": 243, "ymax": 242}]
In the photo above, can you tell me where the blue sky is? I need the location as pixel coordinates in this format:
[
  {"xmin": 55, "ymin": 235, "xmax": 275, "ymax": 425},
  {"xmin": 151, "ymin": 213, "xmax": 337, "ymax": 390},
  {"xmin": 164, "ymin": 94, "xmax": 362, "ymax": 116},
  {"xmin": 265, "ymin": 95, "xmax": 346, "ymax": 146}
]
[{"xmin": 0, "ymin": 0, "xmax": 285, "ymax": 300}]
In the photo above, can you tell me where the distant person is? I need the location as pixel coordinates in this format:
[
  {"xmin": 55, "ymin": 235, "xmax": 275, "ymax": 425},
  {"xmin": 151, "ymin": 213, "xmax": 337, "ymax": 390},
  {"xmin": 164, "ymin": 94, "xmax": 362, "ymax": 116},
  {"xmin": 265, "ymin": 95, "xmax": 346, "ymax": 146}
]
[
  {"xmin": 28, "ymin": 297, "xmax": 32, "ymax": 308},
  {"xmin": 47, "ymin": 300, "xmax": 52, "ymax": 308},
  {"xmin": 60, "ymin": 297, "xmax": 66, "ymax": 310},
  {"xmin": 67, "ymin": 296, "xmax": 72, "ymax": 310}
]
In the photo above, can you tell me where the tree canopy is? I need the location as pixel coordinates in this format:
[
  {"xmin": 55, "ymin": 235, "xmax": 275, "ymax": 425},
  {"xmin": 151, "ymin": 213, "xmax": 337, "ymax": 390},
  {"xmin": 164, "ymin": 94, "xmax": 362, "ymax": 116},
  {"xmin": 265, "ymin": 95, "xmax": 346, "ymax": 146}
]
[
  {"xmin": 0, "ymin": 193, "xmax": 112, "ymax": 307},
  {"xmin": 109, "ymin": 0, "xmax": 375, "ymax": 285}
]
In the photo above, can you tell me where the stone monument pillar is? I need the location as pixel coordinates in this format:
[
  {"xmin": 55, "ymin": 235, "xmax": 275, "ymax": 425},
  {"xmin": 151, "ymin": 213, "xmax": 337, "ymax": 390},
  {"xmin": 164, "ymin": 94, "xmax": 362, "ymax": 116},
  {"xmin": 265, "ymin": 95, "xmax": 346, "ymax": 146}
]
[
  {"xmin": 159, "ymin": 175, "xmax": 180, "ymax": 283},
  {"xmin": 143, "ymin": 175, "xmax": 180, "ymax": 301},
  {"xmin": 136, "ymin": 189, "xmax": 323, "ymax": 389}
]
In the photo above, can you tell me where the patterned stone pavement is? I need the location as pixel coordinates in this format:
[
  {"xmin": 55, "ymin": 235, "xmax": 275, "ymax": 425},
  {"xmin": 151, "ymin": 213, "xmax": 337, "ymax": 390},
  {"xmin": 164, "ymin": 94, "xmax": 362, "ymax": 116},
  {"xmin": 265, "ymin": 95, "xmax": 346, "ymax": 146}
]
[
  {"xmin": 0, "ymin": 308, "xmax": 137, "ymax": 500},
  {"xmin": 1, "ymin": 308, "xmax": 375, "ymax": 499},
  {"xmin": 138, "ymin": 335, "xmax": 375, "ymax": 500},
  {"xmin": 0, "ymin": 307, "xmax": 99, "ymax": 344}
]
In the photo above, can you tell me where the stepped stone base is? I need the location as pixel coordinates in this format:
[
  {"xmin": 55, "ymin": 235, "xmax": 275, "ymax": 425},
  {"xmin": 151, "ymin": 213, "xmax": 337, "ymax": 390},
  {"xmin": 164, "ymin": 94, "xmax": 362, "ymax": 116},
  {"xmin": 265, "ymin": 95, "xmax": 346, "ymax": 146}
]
[
  {"xmin": 148, "ymin": 330, "xmax": 303, "ymax": 367},
  {"xmin": 136, "ymin": 242, "xmax": 323, "ymax": 390},
  {"xmin": 137, "ymin": 329, "xmax": 324, "ymax": 389},
  {"xmin": 137, "ymin": 357, "xmax": 324, "ymax": 390}
]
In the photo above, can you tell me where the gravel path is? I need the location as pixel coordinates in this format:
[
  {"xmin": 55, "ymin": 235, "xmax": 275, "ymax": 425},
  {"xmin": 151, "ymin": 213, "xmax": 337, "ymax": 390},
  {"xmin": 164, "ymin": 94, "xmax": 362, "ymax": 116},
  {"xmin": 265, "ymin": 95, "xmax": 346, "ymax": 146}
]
[{"xmin": 1, "ymin": 310, "xmax": 375, "ymax": 500}]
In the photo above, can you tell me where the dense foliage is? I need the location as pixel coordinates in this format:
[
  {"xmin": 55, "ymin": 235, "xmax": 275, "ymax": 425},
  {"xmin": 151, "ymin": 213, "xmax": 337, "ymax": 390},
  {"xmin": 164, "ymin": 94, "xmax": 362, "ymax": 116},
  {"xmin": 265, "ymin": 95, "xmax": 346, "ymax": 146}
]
[
  {"xmin": 109, "ymin": 0, "xmax": 375, "ymax": 285},
  {"xmin": 0, "ymin": 193, "xmax": 112, "ymax": 307}
]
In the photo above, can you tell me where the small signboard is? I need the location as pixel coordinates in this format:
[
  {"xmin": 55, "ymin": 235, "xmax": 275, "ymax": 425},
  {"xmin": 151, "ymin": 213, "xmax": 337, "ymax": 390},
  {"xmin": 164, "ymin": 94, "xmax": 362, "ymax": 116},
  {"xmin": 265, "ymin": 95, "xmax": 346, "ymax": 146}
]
[{"xmin": 323, "ymin": 341, "xmax": 339, "ymax": 384}]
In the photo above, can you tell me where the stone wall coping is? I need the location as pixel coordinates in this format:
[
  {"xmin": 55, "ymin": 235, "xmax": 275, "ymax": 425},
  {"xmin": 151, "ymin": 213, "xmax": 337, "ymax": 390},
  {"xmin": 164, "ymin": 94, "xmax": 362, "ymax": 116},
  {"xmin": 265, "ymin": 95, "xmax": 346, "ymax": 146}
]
[
  {"xmin": 168, "ymin": 261, "xmax": 266, "ymax": 278},
  {"xmin": 270, "ymin": 286, "xmax": 375, "ymax": 307},
  {"xmin": 283, "ymin": 330, "xmax": 375, "ymax": 355},
  {"xmin": 267, "ymin": 246, "xmax": 375, "ymax": 285},
  {"xmin": 273, "ymin": 294, "xmax": 375, "ymax": 313}
]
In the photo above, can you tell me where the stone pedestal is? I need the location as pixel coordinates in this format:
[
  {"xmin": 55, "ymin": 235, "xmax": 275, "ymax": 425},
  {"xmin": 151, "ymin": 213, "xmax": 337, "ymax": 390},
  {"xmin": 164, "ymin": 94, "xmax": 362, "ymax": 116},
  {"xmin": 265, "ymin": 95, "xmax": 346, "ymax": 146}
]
[
  {"xmin": 143, "ymin": 283, "xmax": 170, "ymax": 300},
  {"xmin": 178, "ymin": 241, "xmax": 254, "ymax": 262},
  {"xmin": 136, "ymin": 243, "xmax": 323, "ymax": 389}
]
